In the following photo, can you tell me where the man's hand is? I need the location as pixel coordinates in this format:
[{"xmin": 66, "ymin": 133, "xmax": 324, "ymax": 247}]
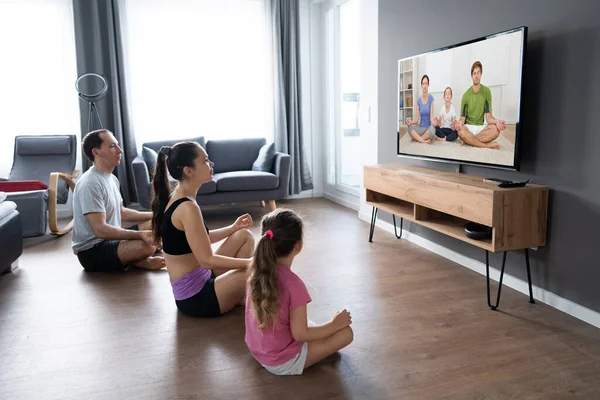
[
  {"xmin": 233, "ymin": 213, "xmax": 253, "ymax": 231},
  {"xmin": 139, "ymin": 230, "xmax": 154, "ymax": 246},
  {"xmin": 496, "ymin": 120, "xmax": 506, "ymax": 131}
]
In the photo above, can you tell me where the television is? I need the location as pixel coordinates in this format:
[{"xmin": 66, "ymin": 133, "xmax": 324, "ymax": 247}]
[{"xmin": 397, "ymin": 26, "xmax": 527, "ymax": 170}]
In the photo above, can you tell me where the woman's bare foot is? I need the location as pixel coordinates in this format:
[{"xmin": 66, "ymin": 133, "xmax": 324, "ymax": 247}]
[{"xmin": 135, "ymin": 256, "xmax": 166, "ymax": 270}]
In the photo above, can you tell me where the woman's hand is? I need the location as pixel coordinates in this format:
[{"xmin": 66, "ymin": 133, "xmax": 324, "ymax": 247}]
[
  {"xmin": 233, "ymin": 213, "xmax": 253, "ymax": 231},
  {"xmin": 406, "ymin": 118, "xmax": 413, "ymax": 126}
]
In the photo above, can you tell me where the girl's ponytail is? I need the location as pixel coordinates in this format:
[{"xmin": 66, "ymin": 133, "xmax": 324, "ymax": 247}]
[{"xmin": 249, "ymin": 231, "xmax": 279, "ymax": 329}]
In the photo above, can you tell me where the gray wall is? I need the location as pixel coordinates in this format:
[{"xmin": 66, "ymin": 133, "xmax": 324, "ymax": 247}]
[{"xmin": 378, "ymin": 0, "xmax": 600, "ymax": 313}]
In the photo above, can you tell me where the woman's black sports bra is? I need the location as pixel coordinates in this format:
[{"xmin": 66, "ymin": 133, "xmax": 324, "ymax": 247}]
[{"xmin": 161, "ymin": 197, "xmax": 209, "ymax": 255}]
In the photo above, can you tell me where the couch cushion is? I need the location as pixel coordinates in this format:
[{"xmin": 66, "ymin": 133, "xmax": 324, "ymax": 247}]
[
  {"xmin": 198, "ymin": 180, "xmax": 217, "ymax": 194},
  {"xmin": 143, "ymin": 136, "xmax": 205, "ymax": 154},
  {"xmin": 142, "ymin": 146, "xmax": 158, "ymax": 174},
  {"xmin": 214, "ymin": 171, "xmax": 278, "ymax": 192},
  {"xmin": 252, "ymin": 142, "xmax": 276, "ymax": 172},
  {"xmin": 207, "ymin": 138, "xmax": 266, "ymax": 173},
  {"xmin": 16, "ymin": 136, "xmax": 72, "ymax": 156}
]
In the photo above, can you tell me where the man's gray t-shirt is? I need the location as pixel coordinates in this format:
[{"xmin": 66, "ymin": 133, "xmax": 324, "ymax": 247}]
[{"xmin": 72, "ymin": 166, "xmax": 122, "ymax": 254}]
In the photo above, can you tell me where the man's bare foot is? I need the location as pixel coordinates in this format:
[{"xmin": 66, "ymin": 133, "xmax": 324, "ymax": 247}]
[
  {"xmin": 135, "ymin": 256, "xmax": 166, "ymax": 270},
  {"xmin": 486, "ymin": 142, "xmax": 500, "ymax": 150}
]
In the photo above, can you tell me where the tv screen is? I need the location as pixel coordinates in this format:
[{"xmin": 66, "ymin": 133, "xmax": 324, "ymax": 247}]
[{"xmin": 397, "ymin": 27, "xmax": 527, "ymax": 170}]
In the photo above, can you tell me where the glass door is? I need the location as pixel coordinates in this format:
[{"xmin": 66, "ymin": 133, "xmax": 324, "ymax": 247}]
[{"xmin": 323, "ymin": 0, "xmax": 360, "ymax": 201}]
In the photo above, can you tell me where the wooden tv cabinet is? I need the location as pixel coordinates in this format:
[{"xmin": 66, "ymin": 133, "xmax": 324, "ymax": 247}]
[{"xmin": 364, "ymin": 163, "xmax": 549, "ymax": 310}]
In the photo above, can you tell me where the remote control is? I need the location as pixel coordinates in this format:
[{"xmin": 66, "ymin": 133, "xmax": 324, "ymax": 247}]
[{"xmin": 498, "ymin": 179, "xmax": 529, "ymax": 188}]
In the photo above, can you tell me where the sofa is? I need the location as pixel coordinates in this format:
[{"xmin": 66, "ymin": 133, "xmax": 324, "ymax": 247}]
[
  {"xmin": 0, "ymin": 197, "xmax": 23, "ymax": 274},
  {"xmin": 132, "ymin": 137, "xmax": 291, "ymax": 210}
]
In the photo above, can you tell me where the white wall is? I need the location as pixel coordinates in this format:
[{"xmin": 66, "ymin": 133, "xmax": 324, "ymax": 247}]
[{"xmin": 411, "ymin": 30, "xmax": 523, "ymax": 123}]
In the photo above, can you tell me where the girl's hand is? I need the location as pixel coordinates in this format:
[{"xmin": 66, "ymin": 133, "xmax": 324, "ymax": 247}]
[
  {"xmin": 234, "ymin": 213, "xmax": 253, "ymax": 231},
  {"xmin": 332, "ymin": 309, "xmax": 352, "ymax": 330}
]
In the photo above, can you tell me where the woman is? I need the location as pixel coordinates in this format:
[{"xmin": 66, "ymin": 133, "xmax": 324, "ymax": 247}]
[
  {"xmin": 151, "ymin": 141, "xmax": 255, "ymax": 317},
  {"xmin": 406, "ymin": 74, "xmax": 435, "ymax": 144}
]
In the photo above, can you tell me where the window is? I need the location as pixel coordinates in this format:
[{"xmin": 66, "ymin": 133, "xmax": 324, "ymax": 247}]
[
  {"xmin": 0, "ymin": 0, "xmax": 79, "ymax": 177},
  {"xmin": 120, "ymin": 0, "xmax": 273, "ymax": 148}
]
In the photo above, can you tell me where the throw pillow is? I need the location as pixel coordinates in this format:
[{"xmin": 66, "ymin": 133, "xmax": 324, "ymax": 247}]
[
  {"xmin": 142, "ymin": 146, "xmax": 158, "ymax": 175},
  {"xmin": 252, "ymin": 142, "xmax": 276, "ymax": 172}
]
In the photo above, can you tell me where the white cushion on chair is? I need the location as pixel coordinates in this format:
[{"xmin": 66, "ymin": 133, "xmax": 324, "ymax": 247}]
[{"xmin": 0, "ymin": 200, "xmax": 17, "ymax": 225}]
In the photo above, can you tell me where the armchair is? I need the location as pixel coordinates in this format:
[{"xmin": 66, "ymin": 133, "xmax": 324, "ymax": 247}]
[{"xmin": 0, "ymin": 135, "xmax": 78, "ymax": 237}]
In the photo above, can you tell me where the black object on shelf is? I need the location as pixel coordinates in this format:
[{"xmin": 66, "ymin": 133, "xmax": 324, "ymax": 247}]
[{"xmin": 464, "ymin": 222, "xmax": 492, "ymax": 240}]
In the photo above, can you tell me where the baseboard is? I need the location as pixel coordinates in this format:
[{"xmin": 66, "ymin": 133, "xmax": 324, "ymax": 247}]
[
  {"xmin": 286, "ymin": 190, "xmax": 318, "ymax": 200},
  {"xmin": 358, "ymin": 211, "xmax": 600, "ymax": 329},
  {"xmin": 324, "ymin": 192, "xmax": 360, "ymax": 211},
  {"xmin": 57, "ymin": 205, "xmax": 73, "ymax": 219}
]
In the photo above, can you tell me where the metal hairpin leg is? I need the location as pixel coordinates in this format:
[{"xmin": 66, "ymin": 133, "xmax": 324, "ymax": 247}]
[
  {"xmin": 486, "ymin": 249, "xmax": 536, "ymax": 310},
  {"xmin": 525, "ymin": 248, "xmax": 535, "ymax": 304},
  {"xmin": 392, "ymin": 215, "xmax": 403, "ymax": 239},
  {"xmin": 486, "ymin": 251, "xmax": 507, "ymax": 310},
  {"xmin": 368, "ymin": 207, "xmax": 378, "ymax": 242}
]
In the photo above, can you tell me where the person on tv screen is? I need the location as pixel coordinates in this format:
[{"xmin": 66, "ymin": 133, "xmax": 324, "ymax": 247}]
[
  {"xmin": 455, "ymin": 61, "xmax": 506, "ymax": 150},
  {"xmin": 432, "ymin": 87, "xmax": 459, "ymax": 142},
  {"xmin": 406, "ymin": 74, "xmax": 435, "ymax": 144}
]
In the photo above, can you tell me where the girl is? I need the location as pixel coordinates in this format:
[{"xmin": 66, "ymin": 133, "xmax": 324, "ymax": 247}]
[
  {"xmin": 406, "ymin": 74, "xmax": 436, "ymax": 144},
  {"xmin": 151, "ymin": 141, "xmax": 254, "ymax": 318},
  {"xmin": 433, "ymin": 86, "xmax": 459, "ymax": 142},
  {"xmin": 245, "ymin": 209, "xmax": 354, "ymax": 375}
]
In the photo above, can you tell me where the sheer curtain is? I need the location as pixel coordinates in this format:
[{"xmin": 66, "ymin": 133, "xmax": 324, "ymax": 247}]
[
  {"xmin": 0, "ymin": 0, "xmax": 80, "ymax": 178},
  {"xmin": 119, "ymin": 0, "xmax": 274, "ymax": 149}
]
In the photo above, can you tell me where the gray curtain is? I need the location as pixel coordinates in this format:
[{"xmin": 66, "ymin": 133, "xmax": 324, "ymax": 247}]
[
  {"xmin": 267, "ymin": 0, "xmax": 314, "ymax": 194},
  {"xmin": 72, "ymin": 0, "xmax": 137, "ymax": 205}
]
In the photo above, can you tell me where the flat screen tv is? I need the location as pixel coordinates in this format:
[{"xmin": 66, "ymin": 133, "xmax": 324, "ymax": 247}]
[{"xmin": 397, "ymin": 26, "xmax": 527, "ymax": 170}]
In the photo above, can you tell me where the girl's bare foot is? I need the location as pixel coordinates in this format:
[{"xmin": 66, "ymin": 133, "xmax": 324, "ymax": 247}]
[
  {"xmin": 487, "ymin": 142, "xmax": 501, "ymax": 150},
  {"xmin": 135, "ymin": 256, "xmax": 166, "ymax": 270}
]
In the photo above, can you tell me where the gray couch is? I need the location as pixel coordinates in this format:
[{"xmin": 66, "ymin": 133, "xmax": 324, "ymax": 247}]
[
  {"xmin": 132, "ymin": 137, "xmax": 291, "ymax": 210},
  {"xmin": 0, "ymin": 200, "xmax": 23, "ymax": 274}
]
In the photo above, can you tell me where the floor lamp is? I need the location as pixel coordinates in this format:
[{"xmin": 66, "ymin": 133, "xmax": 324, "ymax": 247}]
[{"xmin": 75, "ymin": 73, "xmax": 108, "ymax": 132}]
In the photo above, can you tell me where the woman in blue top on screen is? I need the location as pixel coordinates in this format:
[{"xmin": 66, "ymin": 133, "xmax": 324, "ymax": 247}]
[{"xmin": 406, "ymin": 74, "xmax": 435, "ymax": 144}]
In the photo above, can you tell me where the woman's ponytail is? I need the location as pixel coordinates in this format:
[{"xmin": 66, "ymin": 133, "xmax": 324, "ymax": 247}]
[{"xmin": 151, "ymin": 146, "xmax": 171, "ymax": 244}]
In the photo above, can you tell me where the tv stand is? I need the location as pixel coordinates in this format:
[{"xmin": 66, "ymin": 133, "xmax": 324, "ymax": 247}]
[{"xmin": 364, "ymin": 163, "xmax": 548, "ymax": 310}]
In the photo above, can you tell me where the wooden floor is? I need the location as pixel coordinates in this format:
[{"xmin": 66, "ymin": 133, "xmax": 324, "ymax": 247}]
[{"xmin": 1, "ymin": 198, "xmax": 599, "ymax": 399}]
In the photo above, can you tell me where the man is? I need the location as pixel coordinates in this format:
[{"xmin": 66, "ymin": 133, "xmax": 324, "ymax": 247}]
[
  {"xmin": 455, "ymin": 61, "xmax": 506, "ymax": 150},
  {"xmin": 72, "ymin": 129, "xmax": 165, "ymax": 271}
]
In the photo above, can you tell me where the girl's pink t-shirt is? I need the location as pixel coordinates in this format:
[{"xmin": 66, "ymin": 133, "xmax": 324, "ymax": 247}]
[{"xmin": 245, "ymin": 265, "xmax": 312, "ymax": 366}]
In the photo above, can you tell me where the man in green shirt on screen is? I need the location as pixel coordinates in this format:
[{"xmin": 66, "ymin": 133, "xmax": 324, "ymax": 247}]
[{"xmin": 455, "ymin": 61, "xmax": 506, "ymax": 150}]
